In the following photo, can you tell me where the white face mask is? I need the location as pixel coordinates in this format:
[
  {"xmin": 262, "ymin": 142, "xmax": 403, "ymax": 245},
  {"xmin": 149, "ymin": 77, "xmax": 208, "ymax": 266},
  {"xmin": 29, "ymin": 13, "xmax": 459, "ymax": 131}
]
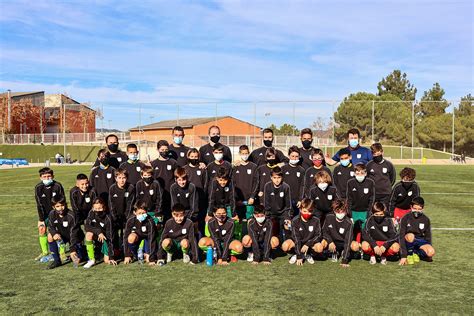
[
  {"xmin": 317, "ymin": 183, "xmax": 328, "ymax": 191},
  {"xmin": 214, "ymin": 153, "xmax": 223, "ymax": 161},
  {"xmin": 289, "ymin": 159, "xmax": 299, "ymax": 165},
  {"xmin": 128, "ymin": 154, "xmax": 138, "ymax": 161},
  {"xmin": 355, "ymin": 175, "xmax": 365, "ymax": 183},
  {"xmin": 255, "ymin": 216, "xmax": 265, "ymax": 224},
  {"xmin": 240, "ymin": 155, "xmax": 249, "ymax": 162},
  {"xmin": 335, "ymin": 213, "xmax": 345, "ymax": 220}
]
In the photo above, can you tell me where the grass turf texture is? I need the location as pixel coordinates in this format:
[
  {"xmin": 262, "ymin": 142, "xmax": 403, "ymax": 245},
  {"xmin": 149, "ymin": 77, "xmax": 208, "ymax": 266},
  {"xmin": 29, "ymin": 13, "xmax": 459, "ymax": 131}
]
[{"xmin": 0, "ymin": 165, "xmax": 472, "ymax": 314}]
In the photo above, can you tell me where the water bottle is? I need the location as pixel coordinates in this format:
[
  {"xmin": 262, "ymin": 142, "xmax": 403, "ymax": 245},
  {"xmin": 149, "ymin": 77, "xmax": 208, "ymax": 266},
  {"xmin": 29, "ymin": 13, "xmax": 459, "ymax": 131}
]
[{"xmin": 206, "ymin": 246, "xmax": 213, "ymax": 266}]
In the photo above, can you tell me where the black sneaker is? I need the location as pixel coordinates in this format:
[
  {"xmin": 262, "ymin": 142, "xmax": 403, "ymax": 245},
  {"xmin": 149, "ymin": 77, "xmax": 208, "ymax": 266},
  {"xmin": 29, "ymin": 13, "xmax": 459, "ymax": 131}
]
[{"xmin": 46, "ymin": 261, "xmax": 62, "ymax": 270}]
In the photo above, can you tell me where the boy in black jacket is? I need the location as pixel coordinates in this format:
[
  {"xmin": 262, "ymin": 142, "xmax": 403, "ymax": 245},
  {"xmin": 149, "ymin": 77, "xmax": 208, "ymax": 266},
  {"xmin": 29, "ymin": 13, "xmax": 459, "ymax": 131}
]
[
  {"xmin": 307, "ymin": 170, "xmax": 339, "ymax": 223},
  {"xmin": 282, "ymin": 146, "xmax": 305, "ymax": 216},
  {"xmin": 34, "ymin": 167, "xmax": 65, "ymax": 262},
  {"xmin": 332, "ymin": 148, "xmax": 355, "ymax": 199},
  {"xmin": 389, "ymin": 167, "xmax": 421, "ymax": 225},
  {"xmin": 70, "ymin": 173, "xmax": 96, "ymax": 225},
  {"xmin": 282, "ymin": 199, "xmax": 323, "ymax": 265},
  {"xmin": 89, "ymin": 149, "xmax": 116, "ymax": 201},
  {"xmin": 170, "ymin": 167, "xmax": 199, "ymax": 222},
  {"xmin": 399, "ymin": 197, "xmax": 435, "ymax": 266},
  {"xmin": 303, "ymin": 148, "xmax": 332, "ymax": 197},
  {"xmin": 135, "ymin": 166, "xmax": 163, "ymax": 224},
  {"xmin": 362, "ymin": 202, "xmax": 399, "ymax": 265},
  {"xmin": 119, "ymin": 143, "xmax": 146, "ymax": 186},
  {"xmin": 366, "ymin": 143, "xmax": 396, "ymax": 207}
]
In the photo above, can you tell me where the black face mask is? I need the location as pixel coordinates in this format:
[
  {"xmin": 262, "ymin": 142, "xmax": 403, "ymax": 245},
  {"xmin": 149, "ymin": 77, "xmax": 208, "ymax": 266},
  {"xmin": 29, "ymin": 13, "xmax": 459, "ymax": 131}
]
[
  {"xmin": 263, "ymin": 140, "xmax": 273, "ymax": 147},
  {"xmin": 143, "ymin": 176, "xmax": 153, "ymax": 184},
  {"xmin": 97, "ymin": 211, "xmax": 107, "ymax": 218},
  {"xmin": 210, "ymin": 136, "xmax": 220, "ymax": 143},
  {"xmin": 373, "ymin": 155, "xmax": 383, "ymax": 163},
  {"xmin": 302, "ymin": 140, "xmax": 313, "ymax": 149},
  {"xmin": 188, "ymin": 158, "xmax": 199, "ymax": 166},
  {"xmin": 100, "ymin": 158, "xmax": 109, "ymax": 166},
  {"xmin": 413, "ymin": 211, "xmax": 423, "ymax": 218},
  {"xmin": 216, "ymin": 215, "xmax": 226, "ymax": 222},
  {"xmin": 402, "ymin": 181, "xmax": 412, "ymax": 189},
  {"xmin": 374, "ymin": 216, "xmax": 385, "ymax": 224},
  {"xmin": 159, "ymin": 151, "xmax": 169, "ymax": 158},
  {"xmin": 266, "ymin": 158, "xmax": 277, "ymax": 165},
  {"xmin": 107, "ymin": 143, "xmax": 119, "ymax": 152}
]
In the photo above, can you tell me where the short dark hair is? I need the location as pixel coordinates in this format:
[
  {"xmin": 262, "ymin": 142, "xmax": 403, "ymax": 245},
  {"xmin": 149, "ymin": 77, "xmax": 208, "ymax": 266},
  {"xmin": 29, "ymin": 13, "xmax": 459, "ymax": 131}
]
[
  {"xmin": 347, "ymin": 128, "xmax": 360, "ymax": 138},
  {"xmin": 372, "ymin": 202, "xmax": 387, "ymax": 214},
  {"xmin": 134, "ymin": 200, "xmax": 148, "ymax": 212},
  {"xmin": 172, "ymin": 126, "xmax": 184, "ymax": 134},
  {"xmin": 92, "ymin": 197, "xmax": 108, "ymax": 210},
  {"xmin": 300, "ymin": 128, "xmax": 313, "ymax": 137},
  {"xmin": 253, "ymin": 204, "xmax": 265, "ymax": 214},
  {"xmin": 332, "ymin": 198, "xmax": 348, "ymax": 213},
  {"xmin": 262, "ymin": 128, "xmax": 274, "ymax": 135},
  {"xmin": 354, "ymin": 163, "xmax": 366, "ymax": 172},
  {"xmin": 126, "ymin": 143, "xmax": 138, "ymax": 150},
  {"xmin": 213, "ymin": 204, "xmax": 226, "ymax": 213},
  {"xmin": 115, "ymin": 168, "xmax": 129, "ymax": 178},
  {"xmin": 400, "ymin": 167, "xmax": 416, "ymax": 180},
  {"xmin": 208, "ymin": 125, "xmax": 220, "ymax": 134},
  {"xmin": 105, "ymin": 134, "xmax": 118, "ymax": 143},
  {"xmin": 174, "ymin": 167, "xmax": 187, "ymax": 179},
  {"xmin": 300, "ymin": 198, "xmax": 315, "ymax": 212},
  {"xmin": 411, "ymin": 196, "xmax": 425, "ymax": 208},
  {"xmin": 288, "ymin": 145, "xmax": 300, "ymax": 155},
  {"xmin": 239, "ymin": 145, "xmax": 249, "ymax": 152},
  {"xmin": 370, "ymin": 142, "xmax": 383, "ymax": 153},
  {"xmin": 76, "ymin": 173, "xmax": 88, "ymax": 181},
  {"xmin": 310, "ymin": 148, "xmax": 324, "ymax": 158},
  {"xmin": 265, "ymin": 147, "xmax": 277, "ymax": 158},
  {"xmin": 213, "ymin": 143, "xmax": 224, "ymax": 152},
  {"xmin": 172, "ymin": 203, "xmax": 186, "ymax": 213},
  {"xmin": 157, "ymin": 140, "xmax": 169, "ymax": 148},
  {"xmin": 51, "ymin": 195, "xmax": 66, "ymax": 206},
  {"xmin": 271, "ymin": 166, "xmax": 283, "ymax": 177},
  {"xmin": 187, "ymin": 148, "xmax": 200, "ymax": 158},
  {"xmin": 338, "ymin": 148, "xmax": 351, "ymax": 157},
  {"xmin": 97, "ymin": 148, "xmax": 109, "ymax": 157},
  {"xmin": 216, "ymin": 167, "xmax": 230, "ymax": 180},
  {"xmin": 39, "ymin": 167, "xmax": 53, "ymax": 176}
]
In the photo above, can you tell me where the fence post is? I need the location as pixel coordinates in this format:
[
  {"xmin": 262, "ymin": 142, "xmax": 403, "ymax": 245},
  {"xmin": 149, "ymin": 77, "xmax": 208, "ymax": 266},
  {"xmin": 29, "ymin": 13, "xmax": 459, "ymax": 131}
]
[
  {"xmin": 452, "ymin": 105, "xmax": 455, "ymax": 155},
  {"xmin": 400, "ymin": 145, "xmax": 403, "ymax": 159},
  {"xmin": 371, "ymin": 100, "xmax": 375, "ymax": 143},
  {"xmin": 411, "ymin": 101, "xmax": 415, "ymax": 159}
]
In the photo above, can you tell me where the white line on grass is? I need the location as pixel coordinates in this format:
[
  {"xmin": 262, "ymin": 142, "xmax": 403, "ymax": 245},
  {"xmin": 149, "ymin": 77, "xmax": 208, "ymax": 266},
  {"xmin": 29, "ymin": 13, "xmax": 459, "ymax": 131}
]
[{"xmin": 432, "ymin": 228, "xmax": 474, "ymax": 231}]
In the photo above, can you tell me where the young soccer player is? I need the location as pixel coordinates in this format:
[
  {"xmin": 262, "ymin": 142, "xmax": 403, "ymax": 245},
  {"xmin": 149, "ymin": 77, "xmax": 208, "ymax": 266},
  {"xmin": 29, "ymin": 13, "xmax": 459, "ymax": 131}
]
[
  {"xmin": 256, "ymin": 148, "xmax": 280, "ymax": 204},
  {"xmin": 282, "ymin": 146, "xmax": 305, "ymax": 215},
  {"xmin": 389, "ymin": 167, "xmax": 421, "ymax": 224},
  {"xmin": 199, "ymin": 125, "xmax": 232, "ymax": 165},
  {"xmin": 135, "ymin": 166, "xmax": 163, "ymax": 223},
  {"xmin": 264, "ymin": 167, "xmax": 292, "ymax": 242},
  {"xmin": 123, "ymin": 201, "xmax": 158, "ymax": 266},
  {"xmin": 119, "ymin": 143, "xmax": 146, "ymax": 186},
  {"xmin": 46, "ymin": 196, "xmax": 84, "ymax": 269},
  {"xmin": 298, "ymin": 128, "xmax": 318, "ymax": 170},
  {"xmin": 157, "ymin": 203, "xmax": 199, "ymax": 265},
  {"xmin": 207, "ymin": 168, "xmax": 236, "ymax": 219},
  {"xmin": 346, "ymin": 163, "xmax": 376, "ymax": 243},
  {"xmin": 34, "ymin": 167, "xmax": 65, "ymax": 261},
  {"xmin": 232, "ymin": 145, "xmax": 259, "ymax": 224},
  {"xmin": 168, "ymin": 126, "xmax": 190, "ymax": 167},
  {"xmin": 151, "ymin": 140, "xmax": 177, "ymax": 219},
  {"xmin": 366, "ymin": 143, "xmax": 396, "ymax": 207},
  {"xmin": 109, "ymin": 168, "xmax": 136, "ymax": 255},
  {"xmin": 198, "ymin": 205, "xmax": 243, "ymax": 265},
  {"xmin": 308, "ymin": 170, "xmax": 339, "ymax": 223},
  {"xmin": 282, "ymin": 198, "xmax": 323, "ymax": 265},
  {"xmin": 249, "ymin": 128, "xmax": 288, "ymax": 166},
  {"xmin": 362, "ymin": 202, "xmax": 399, "ymax": 265},
  {"xmin": 170, "ymin": 167, "xmax": 199, "ymax": 222},
  {"xmin": 206, "ymin": 143, "xmax": 233, "ymax": 184},
  {"xmin": 242, "ymin": 205, "xmax": 279, "ymax": 264},
  {"xmin": 90, "ymin": 149, "xmax": 116, "ymax": 201},
  {"xmin": 70, "ymin": 174, "xmax": 97, "ymax": 225},
  {"xmin": 303, "ymin": 148, "xmax": 332, "ymax": 197},
  {"xmin": 321, "ymin": 199, "xmax": 359, "ymax": 268},
  {"xmin": 83, "ymin": 198, "xmax": 116, "ymax": 269},
  {"xmin": 399, "ymin": 197, "xmax": 435, "ymax": 265},
  {"xmin": 332, "ymin": 148, "xmax": 355, "ymax": 199}
]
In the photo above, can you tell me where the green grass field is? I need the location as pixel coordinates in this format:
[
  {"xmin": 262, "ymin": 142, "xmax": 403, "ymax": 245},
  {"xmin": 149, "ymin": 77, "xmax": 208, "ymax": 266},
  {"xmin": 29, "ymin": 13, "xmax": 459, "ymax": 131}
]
[{"xmin": 0, "ymin": 165, "xmax": 473, "ymax": 314}]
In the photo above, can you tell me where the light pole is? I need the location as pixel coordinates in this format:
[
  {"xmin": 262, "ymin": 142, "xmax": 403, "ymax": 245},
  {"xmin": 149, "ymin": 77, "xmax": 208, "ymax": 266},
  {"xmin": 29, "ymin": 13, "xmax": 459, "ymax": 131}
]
[{"xmin": 7, "ymin": 89, "xmax": 11, "ymax": 130}]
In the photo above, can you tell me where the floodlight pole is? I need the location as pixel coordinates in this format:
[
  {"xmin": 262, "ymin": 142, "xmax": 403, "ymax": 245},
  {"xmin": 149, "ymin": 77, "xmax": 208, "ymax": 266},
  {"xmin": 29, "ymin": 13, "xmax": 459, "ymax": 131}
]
[
  {"xmin": 7, "ymin": 90, "xmax": 11, "ymax": 130},
  {"xmin": 452, "ymin": 105, "xmax": 455, "ymax": 155},
  {"xmin": 63, "ymin": 103, "xmax": 66, "ymax": 159},
  {"xmin": 253, "ymin": 102, "xmax": 256, "ymax": 152},
  {"xmin": 411, "ymin": 101, "xmax": 415, "ymax": 159},
  {"xmin": 371, "ymin": 100, "xmax": 375, "ymax": 143}
]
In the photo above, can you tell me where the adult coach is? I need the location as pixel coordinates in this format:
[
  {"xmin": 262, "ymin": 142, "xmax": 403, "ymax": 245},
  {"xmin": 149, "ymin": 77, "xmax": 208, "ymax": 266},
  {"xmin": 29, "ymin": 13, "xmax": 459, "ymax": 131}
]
[
  {"xmin": 326, "ymin": 128, "xmax": 373, "ymax": 166},
  {"xmin": 298, "ymin": 128, "xmax": 319, "ymax": 170},
  {"xmin": 199, "ymin": 125, "xmax": 232, "ymax": 165},
  {"xmin": 93, "ymin": 134, "xmax": 128, "ymax": 169},
  {"xmin": 168, "ymin": 126, "xmax": 190, "ymax": 167},
  {"xmin": 249, "ymin": 128, "xmax": 288, "ymax": 166}
]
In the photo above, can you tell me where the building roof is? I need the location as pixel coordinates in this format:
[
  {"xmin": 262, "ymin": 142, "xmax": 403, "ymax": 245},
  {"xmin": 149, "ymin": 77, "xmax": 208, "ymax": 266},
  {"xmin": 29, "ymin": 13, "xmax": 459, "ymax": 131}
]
[
  {"xmin": 0, "ymin": 91, "xmax": 44, "ymax": 98},
  {"xmin": 130, "ymin": 116, "xmax": 231, "ymax": 131}
]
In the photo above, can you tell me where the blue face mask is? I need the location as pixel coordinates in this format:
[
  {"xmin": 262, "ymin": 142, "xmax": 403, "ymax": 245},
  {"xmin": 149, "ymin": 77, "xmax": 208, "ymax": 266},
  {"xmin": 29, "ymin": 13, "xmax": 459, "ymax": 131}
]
[
  {"xmin": 174, "ymin": 136, "xmax": 183, "ymax": 145},
  {"xmin": 42, "ymin": 179, "xmax": 53, "ymax": 186},
  {"xmin": 349, "ymin": 139, "xmax": 359, "ymax": 148},
  {"xmin": 340, "ymin": 159, "xmax": 350, "ymax": 167},
  {"xmin": 137, "ymin": 214, "xmax": 147, "ymax": 222}
]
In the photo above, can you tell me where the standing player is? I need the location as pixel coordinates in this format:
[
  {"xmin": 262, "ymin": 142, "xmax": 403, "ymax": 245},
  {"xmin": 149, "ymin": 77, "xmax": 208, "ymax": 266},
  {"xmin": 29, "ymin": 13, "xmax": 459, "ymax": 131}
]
[
  {"xmin": 249, "ymin": 128, "xmax": 288, "ymax": 166},
  {"xmin": 170, "ymin": 167, "xmax": 199, "ymax": 222},
  {"xmin": 119, "ymin": 143, "xmax": 146, "ymax": 186},
  {"xmin": 206, "ymin": 143, "xmax": 233, "ymax": 184},
  {"xmin": 298, "ymin": 128, "xmax": 319, "ymax": 170},
  {"xmin": 199, "ymin": 125, "xmax": 232, "ymax": 165},
  {"xmin": 90, "ymin": 149, "xmax": 116, "ymax": 201},
  {"xmin": 282, "ymin": 146, "xmax": 305, "ymax": 216},
  {"xmin": 308, "ymin": 170, "xmax": 339, "ymax": 223},
  {"xmin": 70, "ymin": 173, "xmax": 97, "ymax": 225},
  {"xmin": 256, "ymin": 148, "xmax": 280, "ymax": 204},
  {"xmin": 389, "ymin": 167, "xmax": 420, "ymax": 225},
  {"xmin": 135, "ymin": 166, "xmax": 163, "ymax": 223},
  {"xmin": 303, "ymin": 148, "xmax": 332, "ymax": 197},
  {"xmin": 366, "ymin": 143, "xmax": 396, "ymax": 207},
  {"xmin": 34, "ymin": 167, "xmax": 65, "ymax": 262},
  {"xmin": 168, "ymin": 126, "xmax": 191, "ymax": 167},
  {"xmin": 332, "ymin": 148, "xmax": 355, "ymax": 199}
]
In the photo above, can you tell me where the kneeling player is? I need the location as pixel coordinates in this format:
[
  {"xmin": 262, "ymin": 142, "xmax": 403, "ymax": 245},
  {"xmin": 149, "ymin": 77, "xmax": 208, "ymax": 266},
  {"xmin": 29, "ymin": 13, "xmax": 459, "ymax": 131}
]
[
  {"xmin": 321, "ymin": 198, "xmax": 359, "ymax": 268},
  {"xmin": 123, "ymin": 201, "xmax": 158, "ymax": 266},
  {"xmin": 157, "ymin": 203, "xmax": 199, "ymax": 266},
  {"xmin": 242, "ymin": 206, "xmax": 279, "ymax": 265},
  {"xmin": 282, "ymin": 198, "xmax": 323, "ymax": 266},
  {"xmin": 198, "ymin": 205, "xmax": 243, "ymax": 265},
  {"xmin": 47, "ymin": 196, "xmax": 84, "ymax": 269},
  {"xmin": 84, "ymin": 198, "xmax": 116, "ymax": 269},
  {"xmin": 399, "ymin": 197, "xmax": 435, "ymax": 265},
  {"xmin": 361, "ymin": 202, "xmax": 399, "ymax": 265}
]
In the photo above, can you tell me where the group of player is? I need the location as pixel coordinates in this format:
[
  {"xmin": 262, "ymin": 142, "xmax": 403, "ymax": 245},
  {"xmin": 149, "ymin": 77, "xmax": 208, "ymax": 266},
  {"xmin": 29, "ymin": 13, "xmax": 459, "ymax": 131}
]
[{"xmin": 34, "ymin": 125, "xmax": 435, "ymax": 269}]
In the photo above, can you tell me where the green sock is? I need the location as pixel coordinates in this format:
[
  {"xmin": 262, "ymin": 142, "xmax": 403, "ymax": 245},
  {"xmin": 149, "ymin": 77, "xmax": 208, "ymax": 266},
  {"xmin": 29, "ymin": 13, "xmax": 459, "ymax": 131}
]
[
  {"xmin": 181, "ymin": 247, "xmax": 188, "ymax": 254},
  {"xmin": 39, "ymin": 234, "xmax": 48, "ymax": 255},
  {"xmin": 139, "ymin": 240, "xmax": 145, "ymax": 249},
  {"xmin": 59, "ymin": 243, "xmax": 66, "ymax": 255},
  {"xmin": 230, "ymin": 249, "xmax": 241, "ymax": 256},
  {"xmin": 85, "ymin": 240, "xmax": 95, "ymax": 260},
  {"xmin": 199, "ymin": 245, "xmax": 208, "ymax": 252},
  {"xmin": 164, "ymin": 245, "xmax": 172, "ymax": 253}
]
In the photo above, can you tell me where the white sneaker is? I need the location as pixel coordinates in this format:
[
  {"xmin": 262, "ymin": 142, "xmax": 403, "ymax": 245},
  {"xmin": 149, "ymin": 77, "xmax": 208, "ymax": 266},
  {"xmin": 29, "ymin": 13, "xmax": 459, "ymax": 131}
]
[
  {"xmin": 331, "ymin": 252, "xmax": 338, "ymax": 263},
  {"xmin": 289, "ymin": 255, "xmax": 297, "ymax": 264},
  {"xmin": 137, "ymin": 247, "xmax": 144, "ymax": 261},
  {"xmin": 247, "ymin": 252, "xmax": 254, "ymax": 262},
  {"xmin": 305, "ymin": 255, "xmax": 315, "ymax": 264},
  {"xmin": 167, "ymin": 252, "xmax": 173, "ymax": 263},
  {"xmin": 157, "ymin": 259, "xmax": 165, "ymax": 266},
  {"xmin": 183, "ymin": 253, "xmax": 191, "ymax": 264},
  {"xmin": 369, "ymin": 256, "xmax": 377, "ymax": 265},
  {"xmin": 83, "ymin": 259, "xmax": 95, "ymax": 269},
  {"xmin": 381, "ymin": 256, "xmax": 387, "ymax": 265}
]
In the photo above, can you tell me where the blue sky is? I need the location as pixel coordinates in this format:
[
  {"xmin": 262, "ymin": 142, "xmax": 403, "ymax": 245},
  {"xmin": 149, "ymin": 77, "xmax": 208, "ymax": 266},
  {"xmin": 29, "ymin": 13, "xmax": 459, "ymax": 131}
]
[{"xmin": 0, "ymin": 0, "xmax": 472, "ymax": 130}]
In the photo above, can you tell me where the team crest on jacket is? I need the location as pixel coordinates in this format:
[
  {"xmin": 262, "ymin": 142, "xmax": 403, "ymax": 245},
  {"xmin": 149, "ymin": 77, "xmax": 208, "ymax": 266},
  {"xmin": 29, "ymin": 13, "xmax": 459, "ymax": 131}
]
[
  {"xmin": 383, "ymin": 226, "xmax": 388, "ymax": 232},
  {"xmin": 419, "ymin": 223, "xmax": 425, "ymax": 230}
]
